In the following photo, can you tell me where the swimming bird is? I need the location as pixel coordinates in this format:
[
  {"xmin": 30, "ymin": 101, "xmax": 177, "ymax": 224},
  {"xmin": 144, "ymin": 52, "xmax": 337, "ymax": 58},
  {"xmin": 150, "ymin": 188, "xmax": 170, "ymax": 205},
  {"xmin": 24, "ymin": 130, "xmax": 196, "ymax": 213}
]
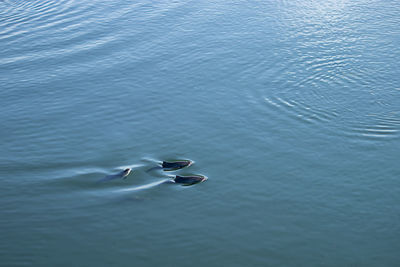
[
  {"xmin": 147, "ymin": 159, "xmax": 193, "ymax": 172},
  {"xmin": 98, "ymin": 168, "xmax": 131, "ymax": 182},
  {"xmin": 171, "ymin": 174, "xmax": 207, "ymax": 186},
  {"xmin": 162, "ymin": 160, "xmax": 193, "ymax": 171}
]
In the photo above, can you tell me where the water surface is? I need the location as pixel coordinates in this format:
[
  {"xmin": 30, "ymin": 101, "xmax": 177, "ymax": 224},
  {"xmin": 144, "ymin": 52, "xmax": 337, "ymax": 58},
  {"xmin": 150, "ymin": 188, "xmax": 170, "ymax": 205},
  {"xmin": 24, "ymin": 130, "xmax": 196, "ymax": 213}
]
[{"xmin": 1, "ymin": 0, "xmax": 399, "ymax": 266}]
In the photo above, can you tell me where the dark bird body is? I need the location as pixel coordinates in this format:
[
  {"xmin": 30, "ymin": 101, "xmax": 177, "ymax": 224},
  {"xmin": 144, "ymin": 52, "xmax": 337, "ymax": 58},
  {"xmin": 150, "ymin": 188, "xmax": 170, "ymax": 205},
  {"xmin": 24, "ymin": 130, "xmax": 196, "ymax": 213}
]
[
  {"xmin": 147, "ymin": 160, "xmax": 193, "ymax": 173},
  {"xmin": 162, "ymin": 160, "xmax": 193, "ymax": 171},
  {"xmin": 172, "ymin": 175, "xmax": 207, "ymax": 186}
]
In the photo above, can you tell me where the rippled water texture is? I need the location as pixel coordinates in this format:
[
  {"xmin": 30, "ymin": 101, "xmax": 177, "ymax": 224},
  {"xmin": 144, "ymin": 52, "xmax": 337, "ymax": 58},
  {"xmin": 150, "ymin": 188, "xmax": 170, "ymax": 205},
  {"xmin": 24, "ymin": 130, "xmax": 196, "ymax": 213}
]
[{"xmin": 1, "ymin": 0, "xmax": 399, "ymax": 266}]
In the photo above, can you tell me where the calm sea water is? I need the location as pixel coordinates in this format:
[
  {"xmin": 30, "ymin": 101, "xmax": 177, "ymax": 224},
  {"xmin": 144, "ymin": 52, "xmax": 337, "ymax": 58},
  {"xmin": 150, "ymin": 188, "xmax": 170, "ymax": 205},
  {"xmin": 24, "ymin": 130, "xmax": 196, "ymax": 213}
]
[{"xmin": 1, "ymin": 0, "xmax": 399, "ymax": 266}]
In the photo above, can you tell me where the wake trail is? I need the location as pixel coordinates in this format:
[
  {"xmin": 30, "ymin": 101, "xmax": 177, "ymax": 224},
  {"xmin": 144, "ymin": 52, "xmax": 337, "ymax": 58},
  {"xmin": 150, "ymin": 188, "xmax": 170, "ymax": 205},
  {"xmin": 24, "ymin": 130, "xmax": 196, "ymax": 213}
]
[{"xmin": 116, "ymin": 179, "xmax": 171, "ymax": 192}]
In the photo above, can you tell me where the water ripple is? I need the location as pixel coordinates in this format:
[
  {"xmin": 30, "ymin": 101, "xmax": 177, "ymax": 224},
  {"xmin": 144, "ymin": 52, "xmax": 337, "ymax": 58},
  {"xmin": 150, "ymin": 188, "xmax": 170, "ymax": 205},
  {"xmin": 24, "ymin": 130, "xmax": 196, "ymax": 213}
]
[
  {"xmin": 260, "ymin": 93, "xmax": 400, "ymax": 142},
  {"xmin": 264, "ymin": 96, "xmax": 339, "ymax": 125},
  {"xmin": 240, "ymin": 0, "xmax": 400, "ymax": 145},
  {"xmin": 342, "ymin": 113, "xmax": 400, "ymax": 141}
]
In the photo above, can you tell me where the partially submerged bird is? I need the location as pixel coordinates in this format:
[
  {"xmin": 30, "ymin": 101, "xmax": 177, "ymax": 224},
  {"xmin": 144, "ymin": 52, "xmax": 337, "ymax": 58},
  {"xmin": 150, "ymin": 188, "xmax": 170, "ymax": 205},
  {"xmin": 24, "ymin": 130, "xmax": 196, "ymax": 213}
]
[
  {"xmin": 171, "ymin": 174, "xmax": 207, "ymax": 186},
  {"xmin": 117, "ymin": 174, "xmax": 208, "ymax": 193},
  {"xmin": 162, "ymin": 160, "xmax": 193, "ymax": 171},
  {"xmin": 98, "ymin": 168, "xmax": 131, "ymax": 182},
  {"xmin": 147, "ymin": 159, "xmax": 193, "ymax": 172}
]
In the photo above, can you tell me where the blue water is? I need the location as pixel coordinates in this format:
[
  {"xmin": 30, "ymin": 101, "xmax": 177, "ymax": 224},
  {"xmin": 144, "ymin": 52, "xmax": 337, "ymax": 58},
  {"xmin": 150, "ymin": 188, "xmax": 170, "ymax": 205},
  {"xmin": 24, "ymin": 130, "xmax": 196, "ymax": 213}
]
[{"xmin": 1, "ymin": 0, "xmax": 400, "ymax": 266}]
